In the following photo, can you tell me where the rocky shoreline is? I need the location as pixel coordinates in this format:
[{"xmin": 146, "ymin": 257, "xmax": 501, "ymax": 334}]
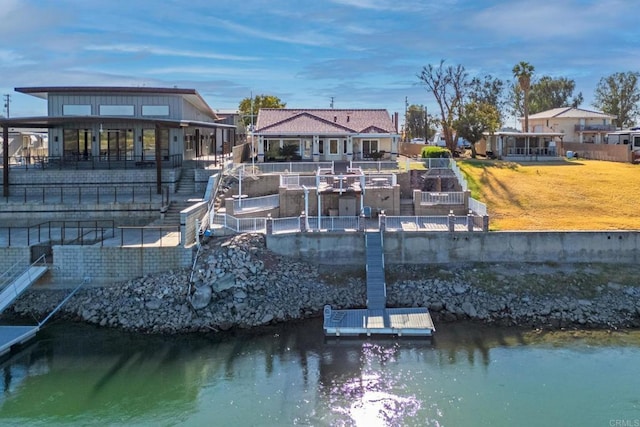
[{"xmin": 8, "ymin": 233, "xmax": 640, "ymax": 334}]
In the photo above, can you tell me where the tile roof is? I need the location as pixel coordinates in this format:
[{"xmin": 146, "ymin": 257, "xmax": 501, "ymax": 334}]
[
  {"xmin": 528, "ymin": 107, "xmax": 616, "ymax": 120},
  {"xmin": 255, "ymin": 109, "xmax": 397, "ymax": 134}
]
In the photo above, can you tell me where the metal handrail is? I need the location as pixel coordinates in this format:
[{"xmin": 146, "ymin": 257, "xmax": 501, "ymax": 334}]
[{"xmin": 2, "ymin": 185, "xmax": 158, "ymax": 204}]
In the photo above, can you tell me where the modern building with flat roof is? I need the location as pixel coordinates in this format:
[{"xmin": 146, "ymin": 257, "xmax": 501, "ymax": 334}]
[{"xmin": 0, "ymin": 86, "xmax": 236, "ymax": 195}]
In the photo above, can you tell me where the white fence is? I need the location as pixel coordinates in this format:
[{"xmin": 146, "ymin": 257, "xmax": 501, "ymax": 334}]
[
  {"xmin": 233, "ymin": 194, "xmax": 280, "ymax": 213},
  {"xmin": 351, "ymin": 161, "xmax": 398, "ymax": 171},
  {"xmin": 449, "ymin": 160, "xmax": 468, "ymax": 191},
  {"xmin": 280, "ymin": 175, "xmax": 318, "ymax": 189},
  {"xmin": 212, "ymin": 214, "xmax": 267, "ymax": 233},
  {"xmin": 423, "ymin": 158, "xmax": 452, "ymax": 169},
  {"xmin": 237, "ymin": 162, "xmax": 333, "ymax": 175},
  {"xmin": 272, "ymin": 216, "xmax": 302, "ymax": 234},
  {"xmin": 420, "ymin": 191, "xmax": 465, "ymax": 205},
  {"xmin": 209, "ymin": 212, "xmax": 486, "ymax": 234},
  {"xmin": 468, "ymin": 197, "xmax": 487, "ymax": 216}
]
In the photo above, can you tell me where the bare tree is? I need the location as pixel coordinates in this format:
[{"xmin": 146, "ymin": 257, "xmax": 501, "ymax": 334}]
[{"xmin": 418, "ymin": 60, "xmax": 468, "ymax": 152}]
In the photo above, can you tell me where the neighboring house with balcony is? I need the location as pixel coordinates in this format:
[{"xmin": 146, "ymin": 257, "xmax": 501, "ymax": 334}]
[
  {"xmin": 253, "ymin": 109, "xmax": 400, "ymax": 162},
  {"xmin": 525, "ymin": 107, "xmax": 617, "ymax": 144}
]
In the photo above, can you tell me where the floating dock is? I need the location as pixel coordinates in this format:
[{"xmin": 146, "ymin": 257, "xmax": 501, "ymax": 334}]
[
  {"xmin": 323, "ymin": 306, "xmax": 435, "ymax": 337},
  {"xmin": 323, "ymin": 231, "xmax": 435, "ymax": 338}
]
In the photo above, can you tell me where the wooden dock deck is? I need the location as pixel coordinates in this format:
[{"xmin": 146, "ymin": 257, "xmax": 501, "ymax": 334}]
[{"xmin": 323, "ymin": 305, "xmax": 435, "ymax": 337}]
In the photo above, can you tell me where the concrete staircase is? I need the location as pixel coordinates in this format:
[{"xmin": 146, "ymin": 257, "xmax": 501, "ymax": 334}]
[
  {"xmin": 153, "ymin": 168, "xmax": 201, "ymax": 226},
  {"xmin": 400, "ymin": 198, "xmax": 414, "ymax": 216}
]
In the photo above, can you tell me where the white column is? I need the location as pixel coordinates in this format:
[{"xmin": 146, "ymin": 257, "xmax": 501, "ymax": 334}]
[
  {"xmin": 258, "ymin": 135, "xmax": 265, "ymax": 162},
  {"xmin": 391, "ymin": 136, "xmax": 398, "ymax": 160},
  {"xmin": 346, "ymin": 135, "xmax": 353, "ymax": 161},
  {"xmin": 579, "ymin": 132, "xmax": 583, "ymax": 144},
  {"xmin": 313, "ymin": 135, "xmax": 319, "ymax": 162}
]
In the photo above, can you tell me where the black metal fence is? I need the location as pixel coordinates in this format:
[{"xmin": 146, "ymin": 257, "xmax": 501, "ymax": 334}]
[
  {"xmin": 0, "ymin": 220, "xmax": 116, "ymax": 247},
  {"xmin": 5, "ymin": 154, "xmax": 183, "ymax": 170},
  {"xmin": 1, "ymin": 185, "xmax": 160, "ymax": 204}
]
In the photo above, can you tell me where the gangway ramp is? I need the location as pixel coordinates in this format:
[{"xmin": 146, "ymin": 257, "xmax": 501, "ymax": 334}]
[
  {"xmin": 365, "ymin": 231, "xmax": 386, "ymax": 310},
  {"xmin": 324, "ymin": 231, "xmax": 435, "ymax": 338},
  {"xmin": 0, "ymin": 264, "xmax": 47, "ymax": 313}
]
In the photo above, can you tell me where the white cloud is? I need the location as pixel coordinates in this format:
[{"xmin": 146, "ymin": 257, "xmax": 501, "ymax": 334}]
[{"xmin": 84, "ymin": 44, "xmax": 260, "ymax": 62}]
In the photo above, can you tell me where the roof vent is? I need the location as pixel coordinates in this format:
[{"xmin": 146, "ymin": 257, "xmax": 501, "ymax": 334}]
[{"xmin": 334, "ymin": 115, "xmax": 337, "ymax": 122}]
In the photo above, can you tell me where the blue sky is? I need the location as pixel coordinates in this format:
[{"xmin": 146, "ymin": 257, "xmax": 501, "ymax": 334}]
[{"xmin": 1, "ymin": 0, "xmax": 639, "ymax": 125}]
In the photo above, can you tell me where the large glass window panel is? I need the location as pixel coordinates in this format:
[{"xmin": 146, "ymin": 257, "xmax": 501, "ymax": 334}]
[
  {"xmin": 63, "ymin": 129, "xmax": 79, "ymax": 158},
  {"xmin": 99, "ymin": 105, "xmax": 134, "ymax": 116},
  {"xmin": 142, "ymin": 105, "xmax": 169, "ymax": 116},
  {"xmin": 63, "ymin": 105, "xmax": 91, "ymax": 115},
  {"xmin": 143, "ymin": 129, "xmax": 155, "ymax": 160}
]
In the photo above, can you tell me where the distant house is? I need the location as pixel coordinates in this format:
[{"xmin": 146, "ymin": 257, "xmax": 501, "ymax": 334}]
[
  {"xmin": 525, "ymin": 107, "xmax": 617, "ymax": 144},
  {"xmin": 254, "ymin": 109, "xmax": 400, "ymax": 162}
]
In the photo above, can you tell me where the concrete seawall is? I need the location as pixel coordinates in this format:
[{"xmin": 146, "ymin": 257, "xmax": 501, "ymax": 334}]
[{"xmin": 266, "ymin": 231, "xmax": 640, "ymax": 264}]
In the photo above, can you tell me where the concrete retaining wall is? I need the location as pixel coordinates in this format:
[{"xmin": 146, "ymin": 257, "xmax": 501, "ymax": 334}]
[
  {"xmin": 181, "ymin": 201, "xmax": 208, "ymax": 246},
  {"xmin": 266, "ymin": 231, "xmax": 640, "ymax": 264},
  {"xmin": 0, "ymin": 247, "xmax": 32, "ymax": 272},
  {"xmin": 51, "ymin": 245, "xmax": 192, "ymax": 284}
]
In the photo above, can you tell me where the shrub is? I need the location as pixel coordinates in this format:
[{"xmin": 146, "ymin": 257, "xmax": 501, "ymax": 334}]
[{"xmin": 421, "ymin": 146, "xmax": 451, "ymax": 158}]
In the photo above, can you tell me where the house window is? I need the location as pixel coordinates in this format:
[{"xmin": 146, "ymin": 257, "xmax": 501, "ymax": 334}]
[
  {"xmin": 329, "ymin": 139, "xmax": 339, "ymax": 154},
  {"xmin": 362, "ymin": 139, "xmax": 378, "ymax": 157},
  {"xmin": 264, "ymin": 139, "xmax": 280, "ymax": 160},
  {"xmin": 343, "ymin": 140, "xmax": 348, "ymax": 154},
  {"xmin": 634, "ymin": 136, "xmax": 640, "ymax": 149},
  {"xmin": 319, "ymin": 140, "xmax": 324, "ymax": 154}
]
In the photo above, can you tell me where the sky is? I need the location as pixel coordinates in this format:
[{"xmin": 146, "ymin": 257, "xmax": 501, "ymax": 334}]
[{"xmin": 1, "ymin": 0, "xmax": 639, "ymax": 126}]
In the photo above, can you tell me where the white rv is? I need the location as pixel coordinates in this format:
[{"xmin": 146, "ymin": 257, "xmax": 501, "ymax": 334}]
[
  {"xmin": 607, "ymin": 129, "xmax": 640, "ymax": 153},
  {"xmin": 607, "ymin": 129, "xmax": 640, "ymax": 162}
]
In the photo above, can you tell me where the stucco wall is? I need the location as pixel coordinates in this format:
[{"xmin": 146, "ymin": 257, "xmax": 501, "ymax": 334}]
[{"xmin": 266, "ymin": 231, "xmax": 640, "ymax": 265}]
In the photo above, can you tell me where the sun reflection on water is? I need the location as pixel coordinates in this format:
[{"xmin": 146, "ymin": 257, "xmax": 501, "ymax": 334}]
[{"xmin": 327, "ymin": 342, "xmax": 430, "ymax": 427}]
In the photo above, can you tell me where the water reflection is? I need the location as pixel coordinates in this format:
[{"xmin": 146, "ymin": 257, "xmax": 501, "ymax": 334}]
[{"xmin": 0, "ymin": 319, "xmax": 638, "ymax": 426}]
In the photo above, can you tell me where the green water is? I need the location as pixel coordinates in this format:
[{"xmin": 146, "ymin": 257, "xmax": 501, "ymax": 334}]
[{"xmin": 0, "ymin": 320, "xmax": 639, "ymax": 426}]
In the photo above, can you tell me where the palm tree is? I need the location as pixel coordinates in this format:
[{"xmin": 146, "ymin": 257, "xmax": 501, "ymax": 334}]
[{"xmin": 512, "ymin": 61, "xmax": 535, "ymax": 132}]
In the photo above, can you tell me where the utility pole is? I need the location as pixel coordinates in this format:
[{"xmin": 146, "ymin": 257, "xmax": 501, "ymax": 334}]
[
  {"xmin": 404, "ymin": 96, "xmax": 409, "ymax": 141},
  {"xmin": 330, "ymin": 97, "xmax": 334, "ymax": 109},
  {"xmin": 3, "ymin": 94, "xmax": 9, "ymax": 118}
]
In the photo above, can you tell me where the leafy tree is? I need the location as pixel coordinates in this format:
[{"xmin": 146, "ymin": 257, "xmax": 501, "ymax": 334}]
[
  {"xmin": 405, "ymin": 104, "xmax": 436, "ymax": 141},
  {"xmin": 529, "ymin": 76, "xmax": 583, "ymax": 114},
  {"xmin": 238, "ymin": 94, "xmax": 286, "ymax": 127},
  {"xmin": 468, "ymin": 74, "xmax": 506, "ymax": 122},
  {"xmin": 506, "ymin": 81, "xmax": 524, "ymax": 128},
  {"xmin": 512, "ymin": 61, "xmax": 535, "ymax": 132},
  {"xmin": 418, "ymin": 60, "xmax": 468, "ymax": 152},
  {"xmin": 593, "ymin": 71, "xmax": 640, "ymax": 128},
  {"xmin": 454, "ymin": 102, "xmax": 501, "ymax": 158}
]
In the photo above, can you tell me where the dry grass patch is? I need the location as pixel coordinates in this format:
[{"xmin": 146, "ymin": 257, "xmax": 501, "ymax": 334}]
[{"xmin": 459, "ymin": 159, "xmax": 640, "ymax": 230}]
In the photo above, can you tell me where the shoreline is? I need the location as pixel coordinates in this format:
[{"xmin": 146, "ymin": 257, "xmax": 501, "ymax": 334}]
[{"xmin": 6, "ymin": 233, "xmax": 640, "ymax": 334}]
